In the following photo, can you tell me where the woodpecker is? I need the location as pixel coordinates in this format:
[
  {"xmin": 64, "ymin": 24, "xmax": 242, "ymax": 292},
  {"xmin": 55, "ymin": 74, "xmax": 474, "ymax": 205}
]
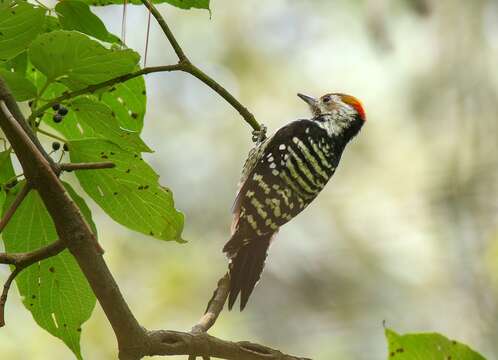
[{"xmin": 223, "ymin": 93, "xmax": 366, "ymax": 311}]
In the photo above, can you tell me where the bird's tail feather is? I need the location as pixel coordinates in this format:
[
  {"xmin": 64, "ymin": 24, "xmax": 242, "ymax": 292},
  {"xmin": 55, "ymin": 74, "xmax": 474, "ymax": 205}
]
[{"xmin": 224, "ymin": 233, "xmax": 272, "ymax": 311}]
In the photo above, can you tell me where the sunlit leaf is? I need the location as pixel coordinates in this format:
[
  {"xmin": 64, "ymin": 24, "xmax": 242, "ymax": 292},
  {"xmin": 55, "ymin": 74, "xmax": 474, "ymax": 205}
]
[
  {"xmin": 99, "ymin": 75, "xmax": 146, "ymax": 132},
  {"xmin": 55, "ymin": 0, "xmax": 116, "ymax": 43},
  {"xmin": 0, "ymin": 1, "xmax": 46, "ymax": 61},
  {"xmin": 28, "ymin": 30, "xmax": 139, "ymax": 88},
  {"xmin": 69, "ymin": 139, "xmax": 185, "ymax": 242},
  {"xmin": 385, "ymin": 329, "xmax": 486, "ymax": 360},
  {"xmin": 0, "ymin": 69, "xmax": 37, "ymax": 101},
  {"xmin": 3, "ymin": 51, "xmax": 28, "ymax": 74},
  {"xmin": 2, "ymin": 182, "xmax": 97, "ymax": 360}
]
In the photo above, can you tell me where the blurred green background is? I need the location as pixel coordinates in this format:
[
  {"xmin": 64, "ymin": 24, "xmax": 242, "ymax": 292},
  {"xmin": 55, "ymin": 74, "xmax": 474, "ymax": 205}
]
[{"xmin": 1, "ymin": 0, "xmax": 498, "ymax": 359}]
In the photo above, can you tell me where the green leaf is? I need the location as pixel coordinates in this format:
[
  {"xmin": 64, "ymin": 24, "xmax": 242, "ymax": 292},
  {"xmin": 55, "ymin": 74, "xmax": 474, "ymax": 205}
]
[
  {"xmin": 55, "ymin": 0, "xmax": 115, "ymax": 43},
  {"xmin": 28, "ymin": 30, "xmax": 139, "ymax": 88},
  {"xmin": 3, "ymin": 51, "xmax": 28, "ymax": 74},
  {"xmin": 385, "ymin": 329, "xmax": 486, "ymax": 360},
  {"xmin": 0, "ymin": 1, "xmax": 46, "ymax": 61},
  {"xmin": 45, "ymin": 97, "xmax": 150, "ymax": 152},
  {"xmin": 44, "ymin": 15, "xmax": 61, "ymax": 33},
  {"xmin": 99, "ymin": 75, "xmax": 146, "ymax": 132},
  {"xmin": 0, "ymin": 150, "xmax": 15, "ymax": 183},
  {"xmin": 0, "ymin": 69, "xmax": 37, "ymax": 101},
  {"xmin": 0, "ymin": 150, "xmax": 15, "ymax": 212},
  {"xmin": 2, "ymin": 182, "xmax": 97, "ymax": 360},
  {"xmin": 82, "ymin": 0, "xmax": 209, "ymax": 10},
  {"xmin": 69, "ymin": 139, "xmax": 185, "ymax": 242}
]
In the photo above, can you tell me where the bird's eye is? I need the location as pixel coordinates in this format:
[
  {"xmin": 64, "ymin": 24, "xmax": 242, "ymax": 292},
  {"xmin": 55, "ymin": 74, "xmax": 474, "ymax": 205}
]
[{"xmin": 322, "ymin": 96, "xmax": 331, "ymax": 103}]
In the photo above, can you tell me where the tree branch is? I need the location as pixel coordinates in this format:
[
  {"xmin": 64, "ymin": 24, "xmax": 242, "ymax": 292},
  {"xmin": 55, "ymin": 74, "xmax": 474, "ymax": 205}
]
[
  {"xmin": 0, "ymin": 239, "xmax": 66, "ymax": 267},
  {"xmin": 0, "ymin": 266, "xmax": 20, "ymax": 327},
  {"xmin": 0, "ymin": 239, "xmax": 66, "ymax": 327},
  {"xmin": 58, "ymin": 162, "xmax": 116, "ymax": 172},
  {"xmin": 145, "ymin": 330, "xmax": 311, "ymax": 360},
  {"xmin": 28, "ymin": 64, "xmax": 184, "ymax": 124},
  {"xmin": 140, "ymin": 0, "xmax": 187, "ymax": 61},
  {"xmin": 0, "ymin": 86, "xmax": 143, "ymax": 353},
  {"xmin": 0, "ymin": 182, "xmax": 30, "ymax": 234},
  {"xmin": 183, "ymin": 64, "xmax": 260, "ymax": 131},
  {"xmin": 138, "ymin": 0, "xmax": 261, "ymax": 132},
  {"xmin": 191, "ymin": 272, "xmax": 230, "ymax": 334},
  {"xmin": 29, "ymin": 7, "xmax": 261, "ymax": 133}
]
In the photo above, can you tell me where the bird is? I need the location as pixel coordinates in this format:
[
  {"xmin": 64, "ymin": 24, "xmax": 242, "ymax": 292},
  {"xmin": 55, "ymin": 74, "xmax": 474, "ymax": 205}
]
[{"xmin": 223, "ymin": 92, "xmax": 366, "ymax": 311}]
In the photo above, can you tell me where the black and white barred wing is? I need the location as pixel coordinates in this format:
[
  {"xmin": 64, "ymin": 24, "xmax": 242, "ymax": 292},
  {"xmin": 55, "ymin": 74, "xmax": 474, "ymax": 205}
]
[
  {"xmin": 224, "ymin": 119, "xmax": 338, "ymax": 310},
  {"xmin": 231, "ymin": 119, "xmax": 337, "ymax": 236}
]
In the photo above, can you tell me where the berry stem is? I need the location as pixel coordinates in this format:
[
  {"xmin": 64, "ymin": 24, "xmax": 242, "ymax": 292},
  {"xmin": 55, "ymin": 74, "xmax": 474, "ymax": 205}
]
[{"xmin": 37, "ymin": 128, "xmax": 66, "ymax": 143}]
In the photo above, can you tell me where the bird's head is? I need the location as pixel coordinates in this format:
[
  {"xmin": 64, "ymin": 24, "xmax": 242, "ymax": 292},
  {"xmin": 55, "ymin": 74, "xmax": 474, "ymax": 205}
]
[{"xmin": 298, "ymin": 92, "xmax": 366, "ymax": 137}]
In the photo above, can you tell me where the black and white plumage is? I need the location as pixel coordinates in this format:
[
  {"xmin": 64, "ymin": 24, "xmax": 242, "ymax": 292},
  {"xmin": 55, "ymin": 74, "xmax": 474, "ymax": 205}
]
[{"xmin": 223, "ymin": 93, "xmax": 366, "ymax": 310}]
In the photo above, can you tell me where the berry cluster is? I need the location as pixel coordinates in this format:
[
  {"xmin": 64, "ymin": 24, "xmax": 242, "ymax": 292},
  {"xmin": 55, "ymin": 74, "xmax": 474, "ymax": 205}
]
[
  {"xmin": 52, "ymin": 104, "xmax": 69, "ymax": 123},
  {"xmin": 52, "ymin": 142, "xmax": 69, "ymax": 152}
]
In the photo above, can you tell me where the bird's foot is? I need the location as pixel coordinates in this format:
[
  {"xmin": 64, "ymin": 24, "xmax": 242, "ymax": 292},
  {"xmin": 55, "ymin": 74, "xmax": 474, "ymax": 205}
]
[{"xmin": 251, "ymin": 124, "xmax": 267, "ymax": 144}]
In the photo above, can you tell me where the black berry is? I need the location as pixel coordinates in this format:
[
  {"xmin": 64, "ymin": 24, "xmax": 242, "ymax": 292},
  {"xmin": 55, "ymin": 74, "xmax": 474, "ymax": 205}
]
[
  {"xmin": 58, "ymin": 106, "xmax": 68, "ymax": 116},
  {"xmin": 53, "ymin": 113, "xmax": 63, "ymax": 123},
  {"xmin": 63, "ymin": 143, "xmax": 69, "ymax": 152},
  {"xmin": 52, "ymin": 142, "xmax": 61, "ymax": 151},
  {"xmin": 52, "ymin": 103, "xmax": 60, "ymax": 111}
]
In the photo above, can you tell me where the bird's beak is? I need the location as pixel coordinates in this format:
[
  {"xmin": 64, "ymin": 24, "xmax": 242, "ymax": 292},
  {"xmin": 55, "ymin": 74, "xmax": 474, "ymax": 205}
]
[{"xmin": 297, "ymin": 93, "xmax": 318, "ymax": 107}]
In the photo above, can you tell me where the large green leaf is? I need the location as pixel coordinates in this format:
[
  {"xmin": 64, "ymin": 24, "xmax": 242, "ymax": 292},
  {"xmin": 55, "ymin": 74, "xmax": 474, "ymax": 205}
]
[
  {"xmin": 2, "ymin": 182, "xmax": 97, "ymax": 360},
  {"xmin": 0, "ymin": 1, "xmax": 46, "ymax": 61},
  {"xmin": 28, "ymin": 30, "xmax": 139, "ymax": 88},
  {"xmin": 83, "ymin": 0, "xmax": 209, "ymax": 10},
  {"xmin": 69, "ymin": 139, "xmax": 184, "ymax": 242},
  {"xmin": 385, "ymin": 329, "xmax": 486, "ymax": 360},
  {"xmin": 0, "ymin": 69, "xmax": 37, "ymax": 101},
  {"xmin": 55, "ymin": 0, "xmax": 116, "ymax": 43}
]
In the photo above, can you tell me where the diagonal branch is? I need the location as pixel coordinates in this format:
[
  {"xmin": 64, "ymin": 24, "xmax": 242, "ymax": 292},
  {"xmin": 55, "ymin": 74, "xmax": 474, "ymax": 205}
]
[
  {"xmin": 0, "ymin": 239, "xmax": 66, "ymax": 327},
  {"xmin": 146, "ymin": 330, "xmax": 311, "ymax": 360},
  {"xmin": 183, "ymin": 64, "xmax": 260, "ymax": 131},
  {"xmin": 1, "ymin": 78, "xmax": 145, "ymax": 354},
  {"xmin": 58, "ymin": 162, "xmax": 116, "ymax": 172},
  {"xmin": 0, "ymin": 239, "xmax": 66, "ymax": 267},
  {"xmin": 140, "ymin": 0, "xmax": 187, "ymax": 61},
  {"xmin": 0, "ymin": 182, "xmax": 30, "ymax": 234},
  {"xmin": 0, "ymin": 266, "xmax": 20, "ymax": 327},
  {"xmin": 191, "ymin": 272, "xmax": 230, "ymax": 334},
  {"xmin": 28, "ymin": 64, "xmax": 184, "ymax": 124},
  {"xmin": 138, "ymin": 0, "xmax": 261, "ymax": 132}
]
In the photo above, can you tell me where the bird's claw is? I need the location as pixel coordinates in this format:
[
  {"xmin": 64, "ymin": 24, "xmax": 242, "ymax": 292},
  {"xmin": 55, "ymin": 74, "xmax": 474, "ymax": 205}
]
[{"xmin": 251, "ymin": 124, "xmax": 267, "ymax": 144}]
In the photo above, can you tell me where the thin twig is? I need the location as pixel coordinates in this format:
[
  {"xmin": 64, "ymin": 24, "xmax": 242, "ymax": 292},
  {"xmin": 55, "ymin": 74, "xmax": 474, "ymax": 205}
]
[
  {"xmin": 0, "ymin": 267, "xmax": 20, "ymax": 327},
  {"xmin": 140, "ymin": 0, "xmax": 187, "ymax": 61},
  {"xmin": 0, "ymin": 239, "xmax": 66, "ymax": 327},
  {"xmin": 144, "ymin": 3, "xmax": 152, "ymax": 67},
  {"xmin": 59, "ymin": 162, "xmax": 115, "ymax": 172},
  {"xmin": 0, "ymin": 183, "xmax": 30, "ymax": 234},
  {"xmin": 0, "ymin": 239, "xmax": 66, "ymax": 266},
  {"xmin": 183, "ymin": 64, "xmax": 260, "ymax": 131},
  {"xmin": 28, "ymin": 64, "xmax": 184, "ymax": 124},
  {"xmin": 36, "ymin": 128, "xmax": 66, "ymax": 143},
  {"xmin": 137, "ymin": 0, "xmax": 261, "ymax": 132},
  {"xmin": 191, "ymin": 273, "xmax": 230, "ymax": 334}
]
